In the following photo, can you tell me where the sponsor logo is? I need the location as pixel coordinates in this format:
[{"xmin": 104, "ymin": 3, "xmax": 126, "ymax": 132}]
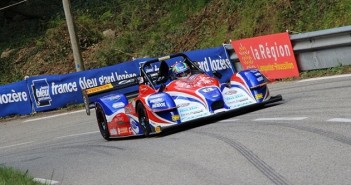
[
  {"xmin": 255, "ymin": 93, "xmax": 263, "ymax": 99},
  {"xmin": 172, "ymin": 115, "xmax": 180, "ymax": 121},
  {"xmin": 200, "ymin": 87, "xmax": 216, "ymax": 93},
  {"xmin": 117, "ymin": 127, "xmax": 129, "ymax": 134},
  {"xmin": 110, "ymin": 128, "xmax": 117, "ymax": 135},
  {"xmin": 178, "ymin": 103, "xmax": 190, "ymax": 107},
  {"xmin": 224, "ymin": 90, "xmax": 237, "ymax": 95},
  {"xmin": 149, "ymin": 97, "xmax": 164, "ymax": 103},
  {"xmin": 86, "ymin": 84, "xmax": 113, "ymax": 95},
  {"xmin": 151, "ymin": 102, "xmax": 166, "ymax": 108},
  {"xmin": 112, "ymin": 102, "xmax": 125, "ymax": 109},
  {"xmin": 155, "ymin": 126, "xmax": 161, "ymax": 133},
  {"xmin": 130, "ymin": 119, "xmax": 140, "ymax": 134},
  {"xmin": 108, "ymin": 94, "xmax": 121, "ymax": 101},
  {"xmin": 31, "ymin": 79, "xmax": 52, "ymax": 107}
]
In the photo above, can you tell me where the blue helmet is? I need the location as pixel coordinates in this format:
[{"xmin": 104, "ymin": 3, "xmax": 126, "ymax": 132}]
[{"xmin": 172, "ymin": 62, "xmax": 190, "ymax": 78}]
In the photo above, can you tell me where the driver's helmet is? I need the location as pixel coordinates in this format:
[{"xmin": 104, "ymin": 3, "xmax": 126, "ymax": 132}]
[{"xmin": 172, "ymin": 62, "xmax": 191, "ymax": 78}]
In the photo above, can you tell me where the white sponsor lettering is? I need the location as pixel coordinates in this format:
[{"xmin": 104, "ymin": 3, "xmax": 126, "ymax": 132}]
[
  {"xmin": 196, "ymin": 61, "xmax": 210, "ymax": 71},
  {"xmin": 99, "ymin": 72, "xmax": 116, "ymax": 84},
  {"xmin": 208, "ymin": 57, "xmax": 232, "ymax": 71},
  {"xmin": 114, "ymin": 72, "xmax": 137, "ymax": 81},
  {"xmin": 0, "ymin": 90, "xmax": 28, "ymax": 104},
  {"xmin": 152, "ymin": 102, "xmax": 166, "ymax": 108},
  {"xmin": 149, "ymin": 97, "xmax": 164, "ymax": 103},
  {"xmin": 79, "ymin": 77, "xmax": 98, "ymax": 89},
  {"xmin": 250, "ymin": 42, "xmax": 291, "ymax": 62},
  {"xmin": 36, "ymin": 86, "xmax": 49, "ymax": 100},
  {"xmin": 51, "ymin": 82, "xmax": 78, "ymax": 95},
  {"xmin": 112, "ymin": 102, "xmax": 125, "ymax": 109}
]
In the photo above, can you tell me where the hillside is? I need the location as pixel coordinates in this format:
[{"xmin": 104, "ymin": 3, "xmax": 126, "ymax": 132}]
[{"xmin": 1, "ymin": 0, "xmax": 351, "ymax": 85}]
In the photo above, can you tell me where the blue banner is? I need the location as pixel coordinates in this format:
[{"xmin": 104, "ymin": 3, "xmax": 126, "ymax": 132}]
[
  {"xmin": 2, "ymin": 45, "xmax": 234, "ymax": 116},
  {"xmin": 0, "ymin": 80, "xmax": 33, "ymax": 117},
  {"xmin": 185, "ymin": 46, "xmax": 235, "ymax": 82},
  {"xmin": 27, "ymin": 58, "xmax": 150, "ymax": 112}
]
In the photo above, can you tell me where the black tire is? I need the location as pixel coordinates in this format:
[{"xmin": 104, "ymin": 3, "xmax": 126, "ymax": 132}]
[
  {"xmin": 137, "ymin": 103, "xmax": 151, "ymax": 137},
  {"xmin": 96, "ymin": 104, "xmax": 111, "ymax": 141}
]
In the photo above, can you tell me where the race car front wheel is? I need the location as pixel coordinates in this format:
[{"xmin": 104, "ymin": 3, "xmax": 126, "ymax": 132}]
[
  {"xmin": 96, "ymin": 104, "xmax": 111, "ymax": 141},
  {"xmin": 137, "ymin": 103, "xmax": 151, "ymax": 137}
]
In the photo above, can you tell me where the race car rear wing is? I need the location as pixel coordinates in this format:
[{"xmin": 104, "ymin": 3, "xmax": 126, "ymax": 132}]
[{"xmin": 82, "ymin": 77, "xmax": 139, "ymax": 115}]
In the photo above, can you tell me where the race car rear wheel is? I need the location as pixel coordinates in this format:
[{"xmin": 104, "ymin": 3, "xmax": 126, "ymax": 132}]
[
  {"xmin": 96, "ymin": 104, "xmax": 111, "ymax": 141},
  {"xmin": 137, "ymin": 103, "xmax": 151, "ymax": 137}
]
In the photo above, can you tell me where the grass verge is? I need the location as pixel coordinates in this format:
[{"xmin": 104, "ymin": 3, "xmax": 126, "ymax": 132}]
[{"xmin": 0, "ymin": 166, "xmax": 44, "ymax": 185}]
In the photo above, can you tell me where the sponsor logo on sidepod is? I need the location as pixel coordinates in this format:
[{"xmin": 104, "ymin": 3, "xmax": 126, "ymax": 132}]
[
  {"xmin": 112, "ymin": 102, "xmax": 125, "ymax": 109},
  {"xmin": 130, "ymin": 119, "xmax": 140, "ymax": 134}
]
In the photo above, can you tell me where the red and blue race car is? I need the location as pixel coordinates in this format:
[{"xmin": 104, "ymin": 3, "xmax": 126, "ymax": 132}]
[{"xmin": 82, "ymin": 53, "xmax": 282, "ymax": 140}]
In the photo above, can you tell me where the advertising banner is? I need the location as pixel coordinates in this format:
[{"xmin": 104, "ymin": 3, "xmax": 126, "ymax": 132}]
[
  {"xmin": 0, "ymin": 80, "xmax": 32, "ymax": 117},
  {"xmin": 2, "ymin": 45, "xmax": 233, "ymax": 116},
  {"xmin": 27, "ymin": 59, "xmax": 148, "ymax": 112},
  {"xmin": 231, "ymin": 32, "xmax": 299, "ymax": 79},
  {"xmin": 185, "ymin": 45, "xmax": 235, "ymax": 83}
]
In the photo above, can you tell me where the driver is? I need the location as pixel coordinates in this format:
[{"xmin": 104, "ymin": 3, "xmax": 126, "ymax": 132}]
[{"xmin": 171, "ymin": 62, "xmax": 191, "ymax": 79}]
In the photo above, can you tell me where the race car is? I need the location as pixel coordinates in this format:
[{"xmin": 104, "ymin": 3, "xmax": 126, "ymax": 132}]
[{"xmin": 82, "ymin": 53, "xmax": 283, "ymax": 140}]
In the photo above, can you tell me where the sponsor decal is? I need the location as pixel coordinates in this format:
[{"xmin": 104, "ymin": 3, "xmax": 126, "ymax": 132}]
[
  {"xmin": 112, "ymin": 102, "xmax": 125, "ymax": 109},
  {"xmin": 149, "ymin": 97, "xmax": 164, "ymax": 103},
  {"xmin": 108, "ymin": 94, "xmax": 121, "ymax": 101},
  {"xmin": 224, "ymin": 90, "xmax": 237, "ymax": 95},
  {"xmin": 149, "ymin": 93, "xmax": 165, "ymax": 98},
  {"xmin": 257, "ymin": 76, "xmax": 264, "ymax": 82},
  {"xmin": 117, "ymin": 127, "xmax": 129, "ymax": 134},
  {"xmin": 130, "ymin": 119, "xmax": 140, "ymax": 134},
  {"xmin": 172, "ymin": 115, "xmax": 180, "ymax": 121},
  {"xmin": 86, "ymin": 83, "xmax": 113, "ymax": 94},
  {"xmin": 199, "ymin": 87, "xmax": 216, "ymax": 93},
  {"xmin": 178, "ymin": 103, "xmax": 190, "ymax": 107},
  {"xmin": 155, "ymin": 126, "xmax": 161, "ymax": 133},
  {"xmin": 179, "ymin": 106, "xmax": 198, "ymax": 113},
  {"xmin": 255, "ymin": 93, "xmax": 263, "ymax": 99},
  {"xmin": 110, "ymin": 128, "xmax": 117, "ymax": 135},
  {"xmin": 31, "ymin": 79, "xmax": 52, "ymax": 107},
  {"xmin": 151, "ymin": 102, "xmax": 166, "ymax": 108}
]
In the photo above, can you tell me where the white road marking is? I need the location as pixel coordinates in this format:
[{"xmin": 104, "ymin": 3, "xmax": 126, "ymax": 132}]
[
  {"xmin": 218, "ymin": 119, "xmax": 240, "ymax": 123},
  {"xmin": 0, "ymin": 141, "xmax": 33, "ymax": 149},
  {"xmin": 33, "ymin": 178, "xmax": 59, "ymax": 185},
  {"xmin": 297, "ymin": 74, "xmax": 351, "ymax": 83},
  {"xmin": 55, "ymin": 131, "xmax": 99, "ymax": 139},
  {"xmin": 254, "ymin": 117, "xmax": 308, "ymax": 121},
  {"xmin": 23, "ymin": 109, "xmax": 85, "ymax": 123},
  {"xmin": 327, "ymin": 118, "xmax": 351, "ymax": 123}
]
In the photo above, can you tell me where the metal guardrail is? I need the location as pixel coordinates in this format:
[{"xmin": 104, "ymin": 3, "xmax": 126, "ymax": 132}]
[{"xmin": 224, "ymin": 25, "xmax": 351, "ymax": 71}]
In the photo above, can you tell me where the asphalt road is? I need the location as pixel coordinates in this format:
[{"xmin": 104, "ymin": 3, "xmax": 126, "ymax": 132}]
[{"xmin": 0, "ymin": 74, "xmax": 350, "ymax": 185}]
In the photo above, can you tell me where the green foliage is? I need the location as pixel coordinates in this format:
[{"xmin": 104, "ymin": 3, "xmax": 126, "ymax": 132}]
[
  {"xmin": 0, "ymin": 166, "xmax": 44, "ymax": 185},
  {"xmin": 1, "ymin": 0, "xmax": 351, "ymax": 84},
  {"xmin": 300, "ymin": 65, "xmax": 351, "ymax": 79}
]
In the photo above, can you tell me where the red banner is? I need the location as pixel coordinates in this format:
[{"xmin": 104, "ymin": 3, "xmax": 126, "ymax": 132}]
[{"xmin": 231, "ymin": 32, "xmax": 299, "ymax": 80}]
